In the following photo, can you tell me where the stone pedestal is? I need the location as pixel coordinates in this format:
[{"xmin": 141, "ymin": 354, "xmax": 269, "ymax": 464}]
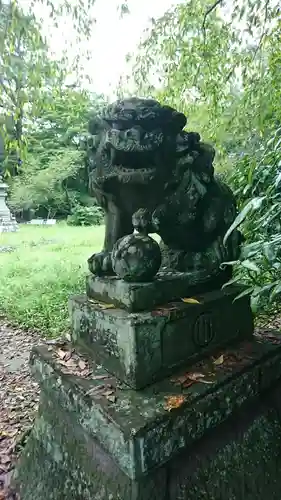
[
  {"xmin": 0, "ymin": 177, "xmax": 17, "ymax": 232},
  {"xmin": 14, "ymin": 274, "xmax": 281, "ymax": 499}
]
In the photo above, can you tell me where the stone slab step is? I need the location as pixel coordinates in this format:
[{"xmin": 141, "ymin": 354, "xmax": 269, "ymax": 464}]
[{"xmin": 27, "ymin": 332, "xmax": 281, "ymax": 479}]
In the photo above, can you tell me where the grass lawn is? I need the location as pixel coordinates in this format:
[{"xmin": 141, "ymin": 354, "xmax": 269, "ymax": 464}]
[{"xmin": 0, "ymin": 223, "xmax": 105, "ymax": 337}]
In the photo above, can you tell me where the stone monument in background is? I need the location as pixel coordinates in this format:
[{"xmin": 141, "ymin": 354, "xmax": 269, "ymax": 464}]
[
  {"xmin": 14, "ymin": 99, "xmax": 281, "ymax": 499},
  {"xmin": 0, "ymin": 130, "xmax": 18, "ymax": 232}
]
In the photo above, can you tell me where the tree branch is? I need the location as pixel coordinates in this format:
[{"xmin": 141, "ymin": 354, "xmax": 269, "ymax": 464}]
[
  {"xmin": 193, "ymin": 0, "xmax": 225, "ymax": 87},
  {"xmin": 252, "ymin": 0, "xmax": 270, "ymax": 61},
  {"xmin": 202, "ymin": 0, "xmax": 224, "ymax": 31}
]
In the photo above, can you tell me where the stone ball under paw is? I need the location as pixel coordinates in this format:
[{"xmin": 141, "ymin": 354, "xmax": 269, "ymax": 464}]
[{"xmin": 112, "ymin": 233, "xmax": 161, "ymax": 282}]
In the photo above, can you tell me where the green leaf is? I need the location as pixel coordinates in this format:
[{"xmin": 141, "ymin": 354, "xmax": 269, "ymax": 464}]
[
  {"xmin": 270, "ymin": 283, "xmax": 281, "ymax": 302},
  {"xmin": 223, "ymin": 197, "xmax": 265, "ymax": 245},
  {"xmin": 240, "ymin": 259, "xmax": 260, "ymax": 272},
  {"xmin": 233, "ymin": 287, "xmax": 254, "ymax": 302}
]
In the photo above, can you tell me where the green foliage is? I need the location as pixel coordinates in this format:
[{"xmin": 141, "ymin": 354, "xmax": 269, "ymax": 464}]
[
  {"xmin": 9, "ymin": 149, "xmax": 84, "ymax": 218},
  {"xmin": 130, "ymin": 0, "xmax": 280, "ymax": 154},
  {"xmin": 67, "ymin": 205, "xmax": 104, "ymax": 226},
  {"xmin": 0, "ymin": 2, "xmax": 63, "ymax": 175},
  {"xmin": 224, "ymin": 128, "xmax": 281, "ymax": 313},
  {"xmin": 8, "ymin": 87, "xmax": 106, "ymax": 217},
  {"xmin": 0, "ymin": 224, "xmax": 105, "ymax": 336},
  {"xmin": 128, "ymin": 0, "xmax": 281, "ymax": 316}
]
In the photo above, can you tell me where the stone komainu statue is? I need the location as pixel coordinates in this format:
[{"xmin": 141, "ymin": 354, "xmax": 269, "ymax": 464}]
[{"xmin": 87, "ymin": 97, "xmax": 242, "ymax": 290}]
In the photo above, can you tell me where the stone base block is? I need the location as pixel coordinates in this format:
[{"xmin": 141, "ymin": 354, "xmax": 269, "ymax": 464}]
[
  {"xmin": 69, "ymin": 285, "xmax": 253, "ymax": 389},
  {"xmin": 14, "ymin": 332, "xmax": 281, "ymax": 499},
  {"xmin": 86, "ymin": 272, "xmax": 234, "ymax": 313}
]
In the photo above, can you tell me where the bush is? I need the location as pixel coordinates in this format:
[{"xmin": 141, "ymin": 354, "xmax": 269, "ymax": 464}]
[
  {"xmin": 224, "ymin": 128, "xmax": 281, "ymax": 313},
  {"xmin": 67, "ymin": 205, "xmax": 104, "ymax": 226}
]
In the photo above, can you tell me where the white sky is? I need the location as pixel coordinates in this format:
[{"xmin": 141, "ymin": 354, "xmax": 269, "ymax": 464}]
[{"xmin": 19, "ymin": 0, "xmax": 175, "ymax": 97}]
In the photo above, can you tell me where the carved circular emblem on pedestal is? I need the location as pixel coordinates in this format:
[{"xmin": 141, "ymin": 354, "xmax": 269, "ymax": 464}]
[{"xmin": 192, "ymin": 312, "xmax": 216, "ymax": 348}]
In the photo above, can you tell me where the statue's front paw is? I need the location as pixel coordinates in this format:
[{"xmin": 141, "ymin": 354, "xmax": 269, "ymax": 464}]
[
  {"xmin": 132, "ymin": 208, "xmax": 152, "ymax": 234},
  {"xmin": 88, "ymin": 251, "xmax": 113, "ymax": 276}
]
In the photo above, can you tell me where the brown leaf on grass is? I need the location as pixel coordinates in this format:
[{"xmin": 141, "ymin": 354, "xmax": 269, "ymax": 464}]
[
  {"xmin": 213, "ymin": 354, "xmax": 224, "ymax": 366},
  {"xmin": 181, "ymin": 297, "xmax": 201, "ymax": 304},
  {"xmin": 164, "ymin": 395, "xmax": 186, "ymax": 412}
]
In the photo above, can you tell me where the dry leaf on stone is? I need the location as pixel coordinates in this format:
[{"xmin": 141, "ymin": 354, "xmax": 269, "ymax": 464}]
[
  {"xmin": 213, "ymin": 354, "xmax": 224, "ymax": 366},
  {"xmin": 181, "ymin": 298, "xmax": 201, "ymax": 304},
  {"xmin": 197, "ymin": 377, "xmax": 215, "ymax": 384},
  {"xmin": 164, "ymin": 395, "xmax": 186, "ymax": 411},
  {"xmin": 88, "ymin": 299, "xmax": 115, "ymax": 310},
  {"xmin": 186, "ymin": 372, "xmax": 206, "ymax": 381},
  {"xmin": 172, "ymin": 371, "xmax": 215, "ymax": 386}
]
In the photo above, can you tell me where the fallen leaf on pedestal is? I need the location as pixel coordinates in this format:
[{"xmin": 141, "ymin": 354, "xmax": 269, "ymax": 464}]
[
  {"xmin": 186, "ymin": 372, "xmax": 206, "ymax": 381},
  {"xmin": 88, "ymin": 299, "xmax": 115, "ymax": 310},
  {"xmin": 181, "ymin": 298, "xmax": 201, "ymax": 304},
  {"xmin": 213, "ymin": 354, "xmax": 224, "ymax": 366},
  {"xmin": 197, "ymin": 377, "xmax": 215, "ymax": 384},
  {"xmin": 164, "ymin": 395, "xmax": 186, "ymax": 411}
]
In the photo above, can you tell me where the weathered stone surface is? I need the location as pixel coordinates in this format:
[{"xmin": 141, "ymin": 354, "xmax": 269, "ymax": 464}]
[
  {"xmin": 14, "ymin": 397, "xmax": 166, "ymax": 500},
  {"xmin": 14, "ymin": 332, "xmax": 281, "ymax": 499},
  {"xmin": 86, "ymin": 273, "xmax": 247, "ymax": 313},
  {"xmin": 20, "ymin": 335, "xmax": 281, "ymax": 476},
  {"xmin": 87, "ymin": 97, "xmax": 242, "ymax": 291},
  {"xmin": 111, "ymin": 234, "xmax": 161, "ymax": 282},
  {"xmin": 69, "ymin": 285, "xmax": 253, "ymax": 388},
  {"xmin": 169, "ymin": 391, "xmax": 281, "ymax": 499}
]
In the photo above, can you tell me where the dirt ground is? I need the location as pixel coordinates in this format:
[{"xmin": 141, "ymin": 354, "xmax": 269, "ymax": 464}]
[{"xmin": 0, "ymin": 320, "xmax": 41, "ymax": 500}]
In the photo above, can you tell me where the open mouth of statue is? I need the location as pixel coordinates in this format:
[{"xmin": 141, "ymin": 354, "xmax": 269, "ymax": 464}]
[{"xmin": 111, "ymin": 150, "xmax": 157, "ymax": 174}]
